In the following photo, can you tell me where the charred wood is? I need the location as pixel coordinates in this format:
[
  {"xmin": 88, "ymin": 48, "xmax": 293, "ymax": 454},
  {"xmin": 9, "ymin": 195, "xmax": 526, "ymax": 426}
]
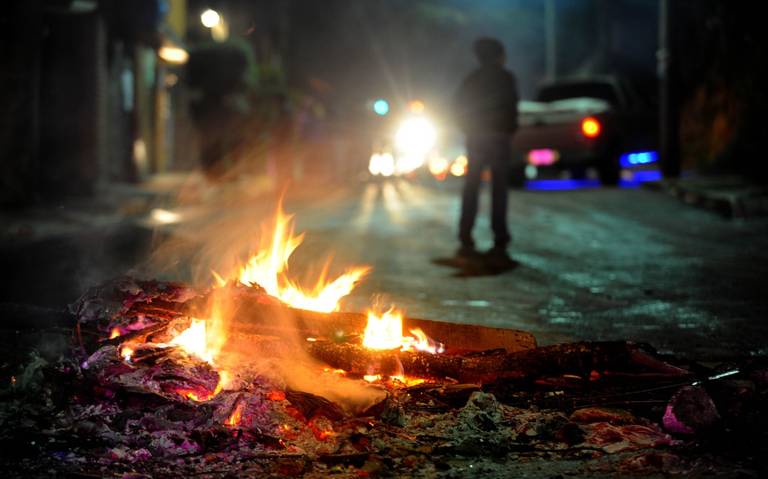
[
  {"xmin": 305, "ymin": 340, "xmax": 691, "ymax": 385},
  {"xmin": 285, "ymin": 389, "xmax": 346, "ymax": 421}
]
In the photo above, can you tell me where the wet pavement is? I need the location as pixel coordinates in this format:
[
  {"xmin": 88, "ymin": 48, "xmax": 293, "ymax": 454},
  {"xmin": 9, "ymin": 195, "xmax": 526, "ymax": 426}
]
[
  {"xmin": 283, "ymin": 179, "xmax": 768, "ymax": 360},
  {"xmin": 3, "ymin": 176, "xmax": 768, "ymax": 361}
]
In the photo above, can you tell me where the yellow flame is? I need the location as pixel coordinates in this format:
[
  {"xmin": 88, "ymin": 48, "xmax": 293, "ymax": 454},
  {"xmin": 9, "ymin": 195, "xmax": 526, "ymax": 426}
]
[
  {"xmin": 211, "ymin": 270, "xmax": 227, "ymax": 287},
  {"xmin": 218, "ymin": 370, "xmax": 232, "ymax": 390},
  {"xmin": 362, "ymin": 308, "xmax": 444, "ymax": 353},
  {"xmin": 391, "ymin": 375, "xmax": 426, "ymax": 387},
  {"xmin": 169, "ymin": 313, "xmax": 228, "ymax": 365},
  {"xmin": 362, "ymin": 308, "xmax": 405, "ymax": 350},
  {"xmin": 402, "ymin": 328, "xmax": 446, "ymax": 354},
  {"xmin": 170, "ymin": 319, "xmax": 213, "ymax": 363},
  {"xmin": 225, "ymin": 402, "xmax": 244, "ymax": 427},
  {"xmin": 234, "ymin": 205, "xmax": 369, "ymax": 313},
  {"xmin": 120, "ymin": 344, "xmax": 134, "ymax": 361},
  {"xmin": 109, "ymin": 327, "xmax": 121, "ymax": 339}
]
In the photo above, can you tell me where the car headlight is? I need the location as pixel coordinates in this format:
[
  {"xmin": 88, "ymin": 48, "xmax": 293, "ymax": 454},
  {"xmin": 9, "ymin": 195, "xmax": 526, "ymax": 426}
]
[
  {"xmin": 369, "ymin": 152, "xmax": 395, "ymax": 177},
  {"xmin": 395, "ymin": 117, "xmax": 437, "ymax": 156}
]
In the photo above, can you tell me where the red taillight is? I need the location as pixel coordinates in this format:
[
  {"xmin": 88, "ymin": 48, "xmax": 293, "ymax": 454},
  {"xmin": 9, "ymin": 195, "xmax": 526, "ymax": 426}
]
[{"xmin": 581, "ymin": 117, "xmax": 601, "ymax": 138}]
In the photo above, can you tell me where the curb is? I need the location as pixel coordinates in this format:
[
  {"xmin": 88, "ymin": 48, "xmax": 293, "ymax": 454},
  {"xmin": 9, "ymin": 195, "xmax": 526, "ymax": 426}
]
[{"xmin": 643, "ymin": 177, "xmax": 768, "ymax": 218}]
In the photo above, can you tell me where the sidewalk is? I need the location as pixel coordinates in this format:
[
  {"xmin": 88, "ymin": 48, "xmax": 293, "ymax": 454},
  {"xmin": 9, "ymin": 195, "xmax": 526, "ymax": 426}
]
[
  {"xmin": 643, "ymin": 174, "xmax": 768, "ymax": 218},
  {"xmin": 0, "ymin": 172, "xmax": 278, "ymax": 309},
  {"xmin": 0, "ymin": 172, "xmax": 275, "ymax": 244}
]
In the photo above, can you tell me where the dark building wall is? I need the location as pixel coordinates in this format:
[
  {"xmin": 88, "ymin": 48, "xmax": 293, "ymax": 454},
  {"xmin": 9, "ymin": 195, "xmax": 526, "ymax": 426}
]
[
  {"xmin": 0, "ymin": 1, "xmax": 43, "ymax": 205},
  {"xmin": 676, "ymin": 1, "xmax": 768, "ymax": 180},
  {"xmin": 1, "ymin": 5, "xmax": 109, "ymax": 204},
  {"xmin": 1, "ymin": 0, "xmax": 178, "ymax": 206},
  {"xmin": 39, "ymin": 12, "xmax": 105, "ymax": 197}
]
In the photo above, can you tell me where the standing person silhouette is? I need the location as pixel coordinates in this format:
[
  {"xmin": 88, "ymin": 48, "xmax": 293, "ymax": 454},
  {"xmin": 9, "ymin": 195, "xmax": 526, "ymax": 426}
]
[{"xmin": 453, "ymin": 37, "xmax": 519, "ymax": 267}]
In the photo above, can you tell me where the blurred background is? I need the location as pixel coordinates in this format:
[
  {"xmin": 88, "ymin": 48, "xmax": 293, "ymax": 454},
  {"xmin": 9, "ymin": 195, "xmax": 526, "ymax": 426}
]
[
  {"xmin": 2, "ymin": 0, "xmax": 768, "ymax": 360},
  {"xmin": 2, "ymin": 0, "xmax": 765, "ymax": 205}
]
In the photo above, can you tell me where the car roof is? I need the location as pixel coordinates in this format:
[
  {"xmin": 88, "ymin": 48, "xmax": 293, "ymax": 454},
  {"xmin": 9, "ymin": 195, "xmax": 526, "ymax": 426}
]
[{"xmin": 537, "ymin": 74, "xmax": 621, "ymax": 89}]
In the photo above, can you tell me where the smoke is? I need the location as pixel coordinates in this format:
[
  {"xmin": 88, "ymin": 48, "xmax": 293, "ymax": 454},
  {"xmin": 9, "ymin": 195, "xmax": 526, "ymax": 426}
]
[
  {"xmin": 143, "ymin": 179, "xmax": 382, "ymax": 413},
  {"xmin": 206, "ymin": 290, "xmax": 386, "ymax": 414}
]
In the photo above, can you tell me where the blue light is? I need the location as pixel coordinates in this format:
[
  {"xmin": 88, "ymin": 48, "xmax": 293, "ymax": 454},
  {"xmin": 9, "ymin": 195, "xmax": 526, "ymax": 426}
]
[
  {"xmin": 373, "ymin": 99, "xmax": 389, "ymax": 116},
  {"xmin": 525, "ymin": 178, "xmax": 601, "ymax": 191},
  {"xmin": 525, "ymin": 170, "xmax": 662, "ymax": 191},
  {"xmin": 619, "ymin": 151, "xmax": 659, "ymax": 168},
  {"xmin": 619, "ymin": 169, "xmax": 662, "ymax": 188}
]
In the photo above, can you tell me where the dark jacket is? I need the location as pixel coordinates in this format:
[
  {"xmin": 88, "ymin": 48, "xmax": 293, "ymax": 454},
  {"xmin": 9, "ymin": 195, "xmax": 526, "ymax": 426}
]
[{"xmin": 454, "ymin": 64, "xmax": 520, "ymax": 136}]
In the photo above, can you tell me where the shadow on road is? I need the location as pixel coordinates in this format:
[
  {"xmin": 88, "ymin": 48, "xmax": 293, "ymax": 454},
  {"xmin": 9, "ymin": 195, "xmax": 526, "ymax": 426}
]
[{"xmin": 431, "ymin": 255, "xmax": 520, "ymax": 277}]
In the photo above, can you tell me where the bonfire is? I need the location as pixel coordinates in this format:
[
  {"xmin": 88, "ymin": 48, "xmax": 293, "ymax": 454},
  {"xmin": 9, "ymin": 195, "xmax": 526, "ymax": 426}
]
[{"xmin": 1, "ymin": 205, "xmax": 762, "ymax": 477}]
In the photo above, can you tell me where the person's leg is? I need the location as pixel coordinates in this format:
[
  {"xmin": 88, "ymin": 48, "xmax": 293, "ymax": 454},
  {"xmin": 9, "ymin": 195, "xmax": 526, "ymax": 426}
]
[
  {"xmin": 489, "ymin": 136, "xmax": 512, "ymax": 250},
  {"xmin": 458, "ymin": 138, "xmax": 485, "ymax": 252}
]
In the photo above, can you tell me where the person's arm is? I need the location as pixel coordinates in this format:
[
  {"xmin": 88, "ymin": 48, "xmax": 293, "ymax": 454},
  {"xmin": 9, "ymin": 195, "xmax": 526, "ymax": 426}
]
[{"xmin": 507, "ymin": 72, "xmax": 520, "ymax": 133}]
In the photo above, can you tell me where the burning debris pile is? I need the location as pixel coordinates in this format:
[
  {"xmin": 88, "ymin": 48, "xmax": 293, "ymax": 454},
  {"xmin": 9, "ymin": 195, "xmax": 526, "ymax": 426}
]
[{"xmin": 2, "ymin": 208, "xmax": 768, "ymax": 477}]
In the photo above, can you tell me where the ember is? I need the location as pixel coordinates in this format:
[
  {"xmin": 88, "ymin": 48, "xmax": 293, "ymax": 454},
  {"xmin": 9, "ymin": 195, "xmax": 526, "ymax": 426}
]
[
  {"xmin": 225, "ymin": 400, "xmax": 244, "ymax": 427},
  {"xmin": 119, "ymin": 344, "xmax": 134, "ymax": 362}
]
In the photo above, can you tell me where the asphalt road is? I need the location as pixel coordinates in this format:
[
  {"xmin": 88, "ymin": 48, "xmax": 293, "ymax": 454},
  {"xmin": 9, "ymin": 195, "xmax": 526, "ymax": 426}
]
[
  {"xmin": 278, "ymin": 179, "xmax": 768, "ymax": 360},
  {"xmin": 3, "ymin": 177, "xmax": 767, "ymax": 361}
]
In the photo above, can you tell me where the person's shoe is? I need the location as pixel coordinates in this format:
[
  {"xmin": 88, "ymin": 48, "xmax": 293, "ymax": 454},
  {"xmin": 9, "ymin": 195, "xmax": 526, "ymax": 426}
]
[
  {"xmin": 482, "ymin": 246, "xmax": 517, "ymax": 270},
  {"xmin": 452, "ymin": 245, "xmax": 484, "ymax": 268},
  {"xmin": 456, "ymin": 244, "xmax": 482, "ymax": 259}
]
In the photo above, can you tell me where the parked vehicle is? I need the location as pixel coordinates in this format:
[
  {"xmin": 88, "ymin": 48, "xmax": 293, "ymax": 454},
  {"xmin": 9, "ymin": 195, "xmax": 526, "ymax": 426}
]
[{"xmin": 513, "ymin": 75, "xmax": 658, "ymax": 185}]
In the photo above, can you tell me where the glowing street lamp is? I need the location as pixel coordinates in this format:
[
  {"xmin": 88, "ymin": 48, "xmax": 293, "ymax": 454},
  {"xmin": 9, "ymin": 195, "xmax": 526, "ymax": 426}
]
[{"xmin": 200, "ymin": 9, "xmax": 221, "ymax": 28}]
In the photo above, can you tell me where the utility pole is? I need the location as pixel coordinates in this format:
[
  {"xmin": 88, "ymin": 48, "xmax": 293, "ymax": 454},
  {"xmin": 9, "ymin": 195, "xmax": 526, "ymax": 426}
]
[
  {"xmin": 545, "ymin": 0, "xmax": 557, "ymax": 80},
  {"xmin": 658, "ymin": 0, "xmax": 680, "ymax": 178}
]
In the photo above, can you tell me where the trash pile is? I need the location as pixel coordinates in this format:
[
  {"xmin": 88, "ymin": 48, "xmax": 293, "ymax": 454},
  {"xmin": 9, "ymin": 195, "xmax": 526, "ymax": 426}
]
[{"xmin": 1, "ymin": 278, "xmax": 767, "ymax": 478}]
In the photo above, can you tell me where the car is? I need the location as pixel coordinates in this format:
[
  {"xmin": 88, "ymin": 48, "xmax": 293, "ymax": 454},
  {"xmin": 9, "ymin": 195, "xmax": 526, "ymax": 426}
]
[{"xmin": 513, "ymin": 75, "xmax": 658, "ymax": 185}]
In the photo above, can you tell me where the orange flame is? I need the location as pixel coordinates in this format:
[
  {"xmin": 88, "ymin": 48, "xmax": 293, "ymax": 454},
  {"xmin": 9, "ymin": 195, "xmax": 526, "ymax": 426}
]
[
  {"xmin": 119, "ymin": 344, "xmax": 135, "ymax": 361},
  {"xmin": 391, "ymin": 375, "xmax": 426, "ymax": 387},
  {"xmin": 167, "ymin": 298, "xmax": 227, "ymax": 365},
  {"xmin": 402, "ymin": 328, "xmax": 446, "ymax": 354},
  {"xmin": 362, "ymin": 308, "xmax": 444, "ymax": 353},
  {"xmin": 179, "ymin": 389, "xmax": 212, "ymax": 402},
  {"xmin": 232, "ymin": 205, "xmax": 369, "ymax": 313},
  {"xmin": 109, "ymin": 327, "xmax": 121, "ymax": 339},
  {"xmin": 169, "ymin": 318, "xmax": 216, "ymax": 364},
  {"xmin": 225, "ymin": 401, "xmax": 244, "ymax": 427},
  {"xmin": 175, "ymin": 370, "xmax": 226, "ymax": 402},
  {"xmin": 362, "ymin": 308, "xmax": 405, "ymax": 350}
]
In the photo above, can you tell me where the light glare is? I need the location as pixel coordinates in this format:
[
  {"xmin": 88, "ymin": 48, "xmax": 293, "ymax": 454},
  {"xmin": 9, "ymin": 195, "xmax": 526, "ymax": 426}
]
[
  {"xmin": 581, "ymin": 117, "xmax": 601, "ymax": 138},
  {"xmin": 395, "ymin": 117, "xmax": 436, "ymax": 156},
  {"xmin": 373, "ymin": 99, "xmax": 389, "ymax": 116},
  {"xmin": 158, "ymin": 46, "xmax": 189, "ymax": 65},
  {"xmin": 200, "ymin": 9, "xmax": 221, "ymax": 28}
]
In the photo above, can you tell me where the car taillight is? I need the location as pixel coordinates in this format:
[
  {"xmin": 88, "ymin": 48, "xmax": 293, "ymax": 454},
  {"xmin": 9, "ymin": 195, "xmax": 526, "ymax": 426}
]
[{"xmin": 581, "ymin": 117, "xmax": 601, "ymax": 138}]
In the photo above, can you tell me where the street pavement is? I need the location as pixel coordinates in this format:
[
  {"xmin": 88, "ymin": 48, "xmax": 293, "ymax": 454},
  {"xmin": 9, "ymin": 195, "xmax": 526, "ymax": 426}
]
[
  {"xmin": 3, "ymin": 176, "xmax": 768, "ymax": 361},
  {"xmin": 280, "ymin": 179, "xmax": 768, "ymax": 361}
]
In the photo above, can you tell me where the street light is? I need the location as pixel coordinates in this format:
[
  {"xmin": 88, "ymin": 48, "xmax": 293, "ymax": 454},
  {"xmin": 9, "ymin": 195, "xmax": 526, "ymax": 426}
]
[{"xmin": 200, "ymin": 8, "xmax": 221, "ymax": 28}]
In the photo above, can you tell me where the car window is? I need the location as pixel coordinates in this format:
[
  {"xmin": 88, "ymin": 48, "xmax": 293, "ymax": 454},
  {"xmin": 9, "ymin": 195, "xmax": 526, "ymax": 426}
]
[{"xmin": 537, "ymin": 82, "xmax": 619, "ymax": 106}]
